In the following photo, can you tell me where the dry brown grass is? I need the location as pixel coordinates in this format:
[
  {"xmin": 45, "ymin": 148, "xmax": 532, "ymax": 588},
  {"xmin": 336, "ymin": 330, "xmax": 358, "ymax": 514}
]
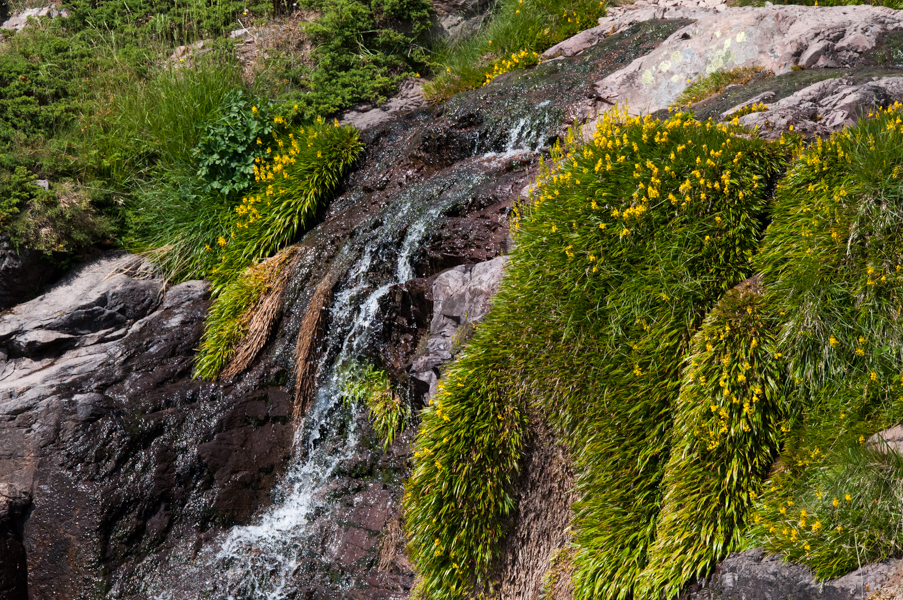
[
  {"xmin": 292, "ymin": 272, "xmax": 335, "ymax": 422},
  {"xmin": 221, "ymin": 246, "xmax": 300, "ymax": 379}
]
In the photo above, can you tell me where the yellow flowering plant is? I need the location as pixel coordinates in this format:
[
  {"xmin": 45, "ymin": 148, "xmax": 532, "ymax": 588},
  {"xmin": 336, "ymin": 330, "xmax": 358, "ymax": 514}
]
[{"xmin": 405, "ymin": 107, "xmax": 787, "ymax": 600}]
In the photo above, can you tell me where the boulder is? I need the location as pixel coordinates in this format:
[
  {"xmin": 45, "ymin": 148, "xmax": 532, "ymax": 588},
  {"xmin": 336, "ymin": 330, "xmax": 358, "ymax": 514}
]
[
  {"xmin": 411, "ymin": 255, "xmax": 508, "ymax": 403},
  {"xmin": 732, "ymin": 76, "xmax": 903, "ymax": 138},
  {"xmin": 707, "ymin": 548, "xmax": 901, "ymax": 600},
  {"xmin": 0, "ymin": 253, "xmax": 295, "ymax": 598},
  {"xmin": 586, "ymin": 5, "xmax": 903, "ymax": 114},
  {"xmin": 0, "ymin": 6, "xmax": 68, "ymax": 32},
  {"xmin": 868, "ymin": 424, "xmax": 903, "ymax": 456},
  {"xmin": 340, "ymin": 79, "xmax": 429, "ymax": 131}
]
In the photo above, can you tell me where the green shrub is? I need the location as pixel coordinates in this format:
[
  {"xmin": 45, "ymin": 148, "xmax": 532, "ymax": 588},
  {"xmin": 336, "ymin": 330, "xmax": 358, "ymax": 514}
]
[
  {"xmin": 274, "ymin": 0, "xmax": 433, "ymax": 119},
  {"xmin": 423, "ymin": 0, "xmax": 607, "ymax": 102},
  {"xmin": 405, "ymin": 109, "xmax": 789, "ymax": 600},
  {"xmin": 341, "ymin": 362, "xmax": 410, "ymax": 449},
  {"xmin": 193, "ymin": 90, "xmax": 277, "ymax": 198},
  {"xmin": 637, "ymin": 282, "xmax": 785, "ymax": 600}
]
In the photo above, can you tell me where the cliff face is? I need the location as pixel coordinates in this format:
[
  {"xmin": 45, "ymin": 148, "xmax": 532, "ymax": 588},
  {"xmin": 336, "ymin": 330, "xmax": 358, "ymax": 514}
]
[{"xmin": 5, "ymin": 4, "xmax": 903, "ymax": 599}]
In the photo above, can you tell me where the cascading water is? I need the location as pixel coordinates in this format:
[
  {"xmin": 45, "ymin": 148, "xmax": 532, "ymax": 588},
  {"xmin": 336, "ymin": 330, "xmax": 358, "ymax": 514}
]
[{"xmin": 135, "ymin": 143, "xmax": 541, "ymax": 600}]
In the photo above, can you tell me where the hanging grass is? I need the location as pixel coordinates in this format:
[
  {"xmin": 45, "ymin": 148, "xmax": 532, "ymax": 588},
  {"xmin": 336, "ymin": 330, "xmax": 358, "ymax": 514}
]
[
  {"xmin": 405, "ymin": 108, "xmax": 790, "ymax": 600},
  {"xmin": 341, "ymin": 362, "xmax": 410, "ymax": 449},
  {"xmin": 636, "ymin": 279, "xmax": 785, "ymax": 600},
  {"xmin": 194, "ymin": 248, "xmax": 296, "ymax": 380}
]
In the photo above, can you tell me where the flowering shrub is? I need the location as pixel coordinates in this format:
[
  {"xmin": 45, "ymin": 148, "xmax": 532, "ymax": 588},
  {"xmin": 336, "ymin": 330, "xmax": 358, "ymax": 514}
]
[
  {"xmin": 405, "ymin": 108, "xmax": 789, "ymax": 600},
  {"xmin": 211, "ymin": 117, "xmax": 362, "ymax": 287}
]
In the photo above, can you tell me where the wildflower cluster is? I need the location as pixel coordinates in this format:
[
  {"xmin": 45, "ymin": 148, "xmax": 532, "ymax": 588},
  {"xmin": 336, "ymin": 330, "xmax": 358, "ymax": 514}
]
[
  {"xmin": 730, "ymin": 101, "xmax": 769, "ymax": 119},
  {"xmin": 748, "ymin": 444, "xmax": 903, "ymax": 579},
  {"xmin": 210, "ymin": 116, "xmax": 362, "ymax": 288},
  {"xmin": 406, "ymin": 107, "xmax": 787, "ymax": 600},
  {"xmin": 483, "ymin": 49, "xmax": 541, "ymax": 85}
]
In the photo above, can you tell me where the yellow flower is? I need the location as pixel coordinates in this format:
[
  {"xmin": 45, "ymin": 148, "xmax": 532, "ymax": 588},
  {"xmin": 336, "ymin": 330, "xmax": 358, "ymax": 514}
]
[
  {"xmin": 217, "ymin": 236, "xmax": 227, "ymax": 247},
  {"xmin": 845, "ymin": 493, "xmax": 852, "ymax": 502}
]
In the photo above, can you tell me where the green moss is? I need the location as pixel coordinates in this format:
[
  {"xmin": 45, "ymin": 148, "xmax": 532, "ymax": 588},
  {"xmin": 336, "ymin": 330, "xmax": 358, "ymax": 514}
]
[{"xmin": 405, "ymin": 109, "xmax": 789, "ymax": 600}]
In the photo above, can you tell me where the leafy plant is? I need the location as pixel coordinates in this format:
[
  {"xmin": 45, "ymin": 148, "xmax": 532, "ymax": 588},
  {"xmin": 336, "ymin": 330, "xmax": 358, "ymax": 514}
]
[
  {"xmin": 341, "ymin": 362, "xmax": 409, "ymax": 449},
  {"xmin": 193, "ymin": 90, "xmax": 276, "ymax": 197}
]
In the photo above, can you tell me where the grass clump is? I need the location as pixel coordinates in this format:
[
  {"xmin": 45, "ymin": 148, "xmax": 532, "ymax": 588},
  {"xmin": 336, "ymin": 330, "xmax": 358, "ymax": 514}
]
[
  {"xmin": 341, "ymin": 363, "xmax": 410, "ymax": 449},
  {"xmin": 194, "ymin": 248, "xmax": 296, "ymax": 380},
  {"xmin": 675, "ymin": 66, "xmax": 768, "ymax": 107},
  {"xmin": 749, "ymin": 443, "xmax": 903, "ymax": 579},
  {"xmin": 405, "ymin": 108, "xmax": 789, "ymax": 600},
  {"xmin": 212, "ymin": 117, "xmax": 363, "ymax": 286},
  {"xmin": 423, "ymin": 0, "xmax": 607, "ymax": 102},
  {"xmin": 636, "ymin": 280, "xmax": 785, "ymax": 599},
  {"xmin": 739, "ymin": 103, "xmax": 903, "ymax": 577}
]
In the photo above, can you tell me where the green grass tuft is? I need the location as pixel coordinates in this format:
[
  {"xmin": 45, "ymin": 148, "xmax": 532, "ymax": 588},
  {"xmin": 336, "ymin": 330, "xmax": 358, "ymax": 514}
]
[
  {"xmin": 675, "ymin": 66, "xmax": 768, "ymax": 107},
  {"xmin": 194, "ymin": 248, "xmax": 295, "ymax": 380},
  {"xmin": 341, "ymin": 362, "xmax": 410, "ymax": 449},
  {"xmin": 422, "ymin": 0, "xmax": 607, "ymax": 102}
]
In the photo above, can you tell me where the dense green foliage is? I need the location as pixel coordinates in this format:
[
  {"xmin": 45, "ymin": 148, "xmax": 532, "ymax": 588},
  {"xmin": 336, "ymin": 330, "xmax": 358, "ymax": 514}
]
[
  {"xmin": 341, "ymin": 362, "xmax": 410, "ymax": 449},
  {"xmin": 423, "ymin": 0, "xmax": 607, "ymax": 101},
  {"xmin": 275, "ymin": 0, "xmax": 434, "ymax": 118},
  {"xmin": 405, "ymin": 109, "xmax": 788, "ymax": 600},
  {"xmin": 407, "ymin": 104, "xmax": 903, "ymax": 599},
  {"xmin": 637, "ymin": 282, "xmax": 784, "ymax": 599},
  {"xmin": 743, "ymin": 106, "xmax": 903, "ymax": 577}
]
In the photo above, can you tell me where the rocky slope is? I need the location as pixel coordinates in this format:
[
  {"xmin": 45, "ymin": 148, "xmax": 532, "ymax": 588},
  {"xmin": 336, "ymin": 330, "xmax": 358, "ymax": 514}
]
[{"xmin": 5, "ymin": 2, "xmax": 903, "ymax": 599}]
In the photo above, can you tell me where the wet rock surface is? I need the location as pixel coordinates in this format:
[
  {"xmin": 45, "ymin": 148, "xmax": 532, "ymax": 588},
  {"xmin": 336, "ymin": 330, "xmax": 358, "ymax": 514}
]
[
  {"xmin": 410, "ymin": 256, "xmax": 508, "ymax": 403},
  {"xmin": 0, "ymin": 237, "xmax": 61, "ymax": 312},
  {"xmin": 704, "ymin": 549, "xmax": 900, "ymax": 600},
  {"xmin": 0, "ymin": 254, "xmax": 295, "ymax": 599}
]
